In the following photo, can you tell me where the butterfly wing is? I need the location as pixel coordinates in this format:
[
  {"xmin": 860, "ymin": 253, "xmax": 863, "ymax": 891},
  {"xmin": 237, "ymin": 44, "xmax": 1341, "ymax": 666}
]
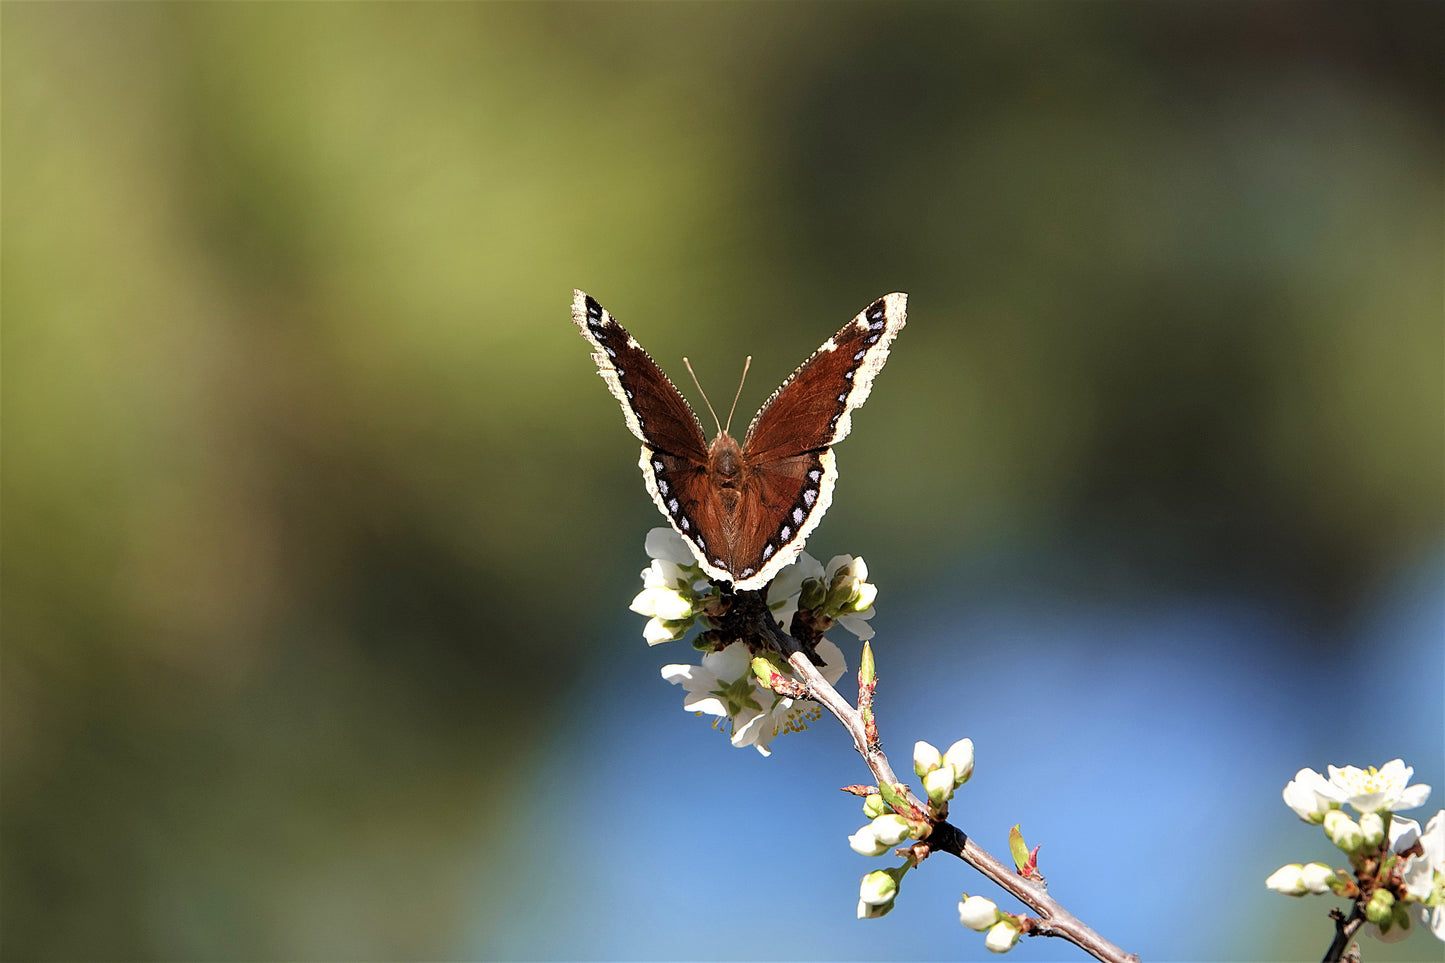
[
  {"xmin": 745, "ymin": 293, "xmax": 907, "ymax": 459},
  {"xmin": 725, "ymin": 293, "xmax": 907, "ymax": 590},
  {"xmin": 573, "ymin": 291, "xmax": 709, "ymax": 458},
  {"xmin": 573, "ymin": 291, "xmax": 720, "ymax": 567}
]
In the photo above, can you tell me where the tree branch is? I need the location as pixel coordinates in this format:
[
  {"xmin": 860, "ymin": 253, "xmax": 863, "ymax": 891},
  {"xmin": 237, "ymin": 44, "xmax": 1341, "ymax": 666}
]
[
  {"xmin": 753, "ymin": 607, "xmax": 1139, "ymax": 963},
  {"xmin": 1322, "ymin": 907, "xmax": 1364, "ymax": 963}
]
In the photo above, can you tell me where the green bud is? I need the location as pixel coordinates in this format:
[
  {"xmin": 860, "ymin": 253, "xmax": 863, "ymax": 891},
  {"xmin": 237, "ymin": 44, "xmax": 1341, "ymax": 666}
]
[
  {"xmin": 1008, "ymin": 825, "xmax": 1030, "ymax": 873},
  {"xmin": 824, "ymin": 577, "xmax": 856, "ymax": 614},
  {"xmin": 859, "ymin": 641, "xmax": 876, "ymax": 687},
  {"xmin": 877, "ymin": 780, "xmax": 910, "ymax": 815},
  {"xmin": 1365, "ymin": 888, "xmax": 1396, "ymax": 925},
  {"xmin": 862, "ymin": 793, "xmax": 888, "ymax": 819}
]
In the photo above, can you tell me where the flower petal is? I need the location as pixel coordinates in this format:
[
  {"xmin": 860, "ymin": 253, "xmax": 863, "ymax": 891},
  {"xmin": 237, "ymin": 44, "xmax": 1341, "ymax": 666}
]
[{"xmin": 646, "ymin": 527, "xmax": 696, "ymax": 564}]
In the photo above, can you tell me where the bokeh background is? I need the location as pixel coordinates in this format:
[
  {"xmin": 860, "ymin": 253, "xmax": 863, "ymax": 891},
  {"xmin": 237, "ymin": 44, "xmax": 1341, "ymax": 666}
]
[{"xmin": 3, "ymin": 3, "xmax": 1441, "ymax": 961}]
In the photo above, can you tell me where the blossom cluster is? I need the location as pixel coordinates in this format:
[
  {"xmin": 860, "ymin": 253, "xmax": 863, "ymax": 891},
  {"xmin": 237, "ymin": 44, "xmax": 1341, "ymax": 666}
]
[
  {"xmin": 958, "ymin": 894, "xmax": 1023, "ymax": 953},
  {"xmin": 631, "ymin": 528, "xmax": 874, "ymax": 755},
  {"xmin": 1268, "ymin": 759, "xmax": 1444, "ymax": 944},
  {"xmin": 851, "ymin": 739, "xmax": 976, "ymax": 924},
  {"xmin": 915, "ymin": 737, "xmax": 975, "ymax": 811}
]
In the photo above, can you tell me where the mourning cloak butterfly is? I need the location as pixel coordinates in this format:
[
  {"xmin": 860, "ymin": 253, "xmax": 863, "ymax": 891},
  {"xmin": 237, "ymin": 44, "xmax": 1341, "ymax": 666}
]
[{"xmin": 573, "ymin": 290, "xmax": 907, "ymax": 590}]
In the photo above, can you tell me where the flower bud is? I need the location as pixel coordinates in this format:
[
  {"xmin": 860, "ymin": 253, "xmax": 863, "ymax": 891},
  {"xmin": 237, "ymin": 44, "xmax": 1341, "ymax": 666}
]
[
  {"xmin": 798, "ymin": 575, "xmax": 827, "ymax": 612},
  {"xmin": 914, "ymin": 741, "xmax": 943, "ymax": 778},
  {"xmin": 958, "ymin": 894, "xmax": 999, "ymax": 931},
  {"xmin": 848, "ymin": 825, "xmax": 888, "ymax": 857},
  {"xmin": 642, "ymin": 617, "xmax": 685, "ymax": 646},
  {"xmin": 823, "ymin": 556, "xmax": 868, "ymax": 611},
  {"xmin": 862, "ymin": 793, "xmax": 888, "ymax": 819},
  {"xmin": 750, "ymin": 657, "xmax": 778, "ymax": 689},
  {"xmin": 1298, "ymin": 862, "xmax": 1336, "ymax": 895},
  {"xmin": 945, "ymin": 738, "xmax": 975, "ymax": 786},
  {"xmin": 859, "ymin": 869, "xmax": 898, "ymax": 906},
  {"xmin": 629, "ymin": 586, "xmax": 692, "ymax": 620},
  {"xmin": 1358, "ymin": 811, "xmax": 1385, "ymax": 849},
  {"xmin": 856, "ymin": 898, "xmax": 892, "ymax": 919},
  {"xmin": 870, "ymin": 813, "xmax": 913, "ymax": 847},
  {"xmin": 1365, "ymin": 888, "xmax": 1395, "ymax": 925},
  {"xmin": 1324, "ymin": 810, "xmax": 1364, "ymax": 852},
  {"xmin": 924, "ymin": 766, "xmax": 957, "ymax": 805},
  {"xmin": 858, "ymin": 641, "xmax": 876, "ymax": 687},
  {"xmin": 1265, "ymin": 864, "xmax": 1307, "ymax": 896},
  {"xmin": 984, "ymin": 919, "xmax": 1021, "ymax": 953}
]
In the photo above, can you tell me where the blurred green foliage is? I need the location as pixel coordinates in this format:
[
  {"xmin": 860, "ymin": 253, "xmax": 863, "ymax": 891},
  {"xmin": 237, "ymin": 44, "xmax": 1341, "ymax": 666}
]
[{"xmin": 2, "ymin": 3, "xmax": 1439, "ymax": 959}]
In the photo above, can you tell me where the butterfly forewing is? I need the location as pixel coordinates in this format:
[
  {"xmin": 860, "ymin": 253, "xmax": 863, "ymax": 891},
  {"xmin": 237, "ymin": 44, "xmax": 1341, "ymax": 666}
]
[
  {"xmin": 744, "ymin": 293, "xmax": 907, "ymax": 462},
  {"xmin": 572, "ymin": 291, "xmax": 709, "ymax": 461}
]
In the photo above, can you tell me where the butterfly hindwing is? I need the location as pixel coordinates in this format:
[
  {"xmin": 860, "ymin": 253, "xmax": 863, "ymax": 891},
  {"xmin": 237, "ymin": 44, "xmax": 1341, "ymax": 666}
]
[
  {"xmin": 726, "ymin": 450, "xmax": 836, "ymax": 589},
  {"xmin": 640, "ymin": 448, "xmax": 721, "ymax": 563}
]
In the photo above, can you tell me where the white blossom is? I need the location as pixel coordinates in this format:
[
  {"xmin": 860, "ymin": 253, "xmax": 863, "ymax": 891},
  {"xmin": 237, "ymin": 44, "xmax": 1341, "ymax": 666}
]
[
  {"xmin": 848, "ymin": 824, "xmax": 888, "ymax": 857},
  {"xmin": 869, "ymin": 813, "xmax": 914, "ymax": 847},
  {"xmin": 766, "ymin": 551, "xmax": 824, "ymax": 632},
  {"xmin": 825, "ymin": 554, "xmax": 877, "ymax": 640},
  {"xmin": 856, "ymin": 898, "xmax": 892, "ymax": 920},
  {"xmin": 1326, "ymin": 759, "xmax": 1432, "ymax": 814},
  {"xmin": 958, "ymin": 894, "xmax": 999, "ymax": 931},
  {"xmin": 1324, "ymin": 810, "xmax": 1363, "ymax": 852},
  {"xmin": 660, "ymin": 643, "xmax": 763, "ymax": 741},
  {"xmin": 858, "ymin": 869, "xmax": 898, "ymax": 906},
  {"xmin": 645, "ymin": 526, "xmax": 697, "ymax": 565},
  {"xmin": 984, "ymin": 919, "xmax": 1021, "ymax": 953},
  {"xmin": 630, "ymin": 585, "xmax": 693, "ymax": 621},
  {"xmin": 1283, "ymin": 767, "xmax": 1338, "ymax": 823},
  {"xmin": 1359, "ymin": 811, "xmax": 1385, "ymax": 848},
  {"xmin": 945, "ymin": 738, "xmax": 976, "ymax": 786},
  {"xmin": 660, "ymin": 636, "xmax": 845, "ymax": 757},
  {"xmin": 1299, "ymin": 862, "xmax": 1336, "ymax": 894},
  {"xmin": 1400, "ymin": 810, "xmax": 1445, "ymax": 941},
  {"xmin": 924, "ymin": 766, "xmax": 957, "ymax": 805},
  {"xmin": 633, "ymin": 529, "xmax": 714, "ymax": 644},
  {"xmin": 732, "ymin": 637, "xmax": 846, "ymax": 756},
  {"xmin": 913, "ymin": 740, "xmax": 943, "ymax": 777},
  {"xmin": 1266, "ymin": 863, "xmax": 1309, "ymax": 896}
]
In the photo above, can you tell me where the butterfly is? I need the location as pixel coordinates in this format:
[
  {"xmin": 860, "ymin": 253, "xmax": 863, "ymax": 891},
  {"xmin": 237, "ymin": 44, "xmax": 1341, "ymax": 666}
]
[{"xmin": 573, "ymin": 290, "xmax": 907, "ymax": 591}]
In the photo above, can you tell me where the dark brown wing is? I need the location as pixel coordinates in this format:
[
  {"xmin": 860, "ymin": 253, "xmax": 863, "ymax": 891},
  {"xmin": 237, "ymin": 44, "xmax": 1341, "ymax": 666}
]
[
  {"xmin": 641, "ymin": 449, "xmax": 728, "ymax": 572},
  {"xmin": 574, "ymin": 291, "xmax": 723, "ymax": 572},
  {"xmin": 724, "ymin": 451, "xmax": 834, "ymax": 589},
  {"xmin": 573, "ymin": 291, "xmax": 709, "ymax": 461},
  {"xmin": 744, "ymin": 293, "xmax": 907, "ymax": 461},
  {"xmin": 721, "ymin": 293, "xmax": 905, "ymax": 590}
]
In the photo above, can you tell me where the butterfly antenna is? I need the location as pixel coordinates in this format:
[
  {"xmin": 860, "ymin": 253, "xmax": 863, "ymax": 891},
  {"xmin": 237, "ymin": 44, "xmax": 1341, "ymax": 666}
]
[
  {"xmin": 724, "ymin": 356, "xmax": 751, "ymax": 436},
  {"xmin": 682, "ymin": 357, "xmax": 723, "ymax": 436}
]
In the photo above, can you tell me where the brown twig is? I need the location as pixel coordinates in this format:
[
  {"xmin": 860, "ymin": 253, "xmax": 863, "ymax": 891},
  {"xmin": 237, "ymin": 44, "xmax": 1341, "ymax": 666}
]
[
  {"xmin": 1322, "ymin": 906, "xmax": 1364, "ymax": 963},
  {"xmin": 752, "ymin": 603, "xmax": 1139, "ymax": 963}
]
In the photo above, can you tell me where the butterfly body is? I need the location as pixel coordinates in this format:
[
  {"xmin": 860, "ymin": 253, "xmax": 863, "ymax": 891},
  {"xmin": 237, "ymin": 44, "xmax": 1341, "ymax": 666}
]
[{"xmin": 574, "ymin": 290, "xmax": 906, "ymax": 590}]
